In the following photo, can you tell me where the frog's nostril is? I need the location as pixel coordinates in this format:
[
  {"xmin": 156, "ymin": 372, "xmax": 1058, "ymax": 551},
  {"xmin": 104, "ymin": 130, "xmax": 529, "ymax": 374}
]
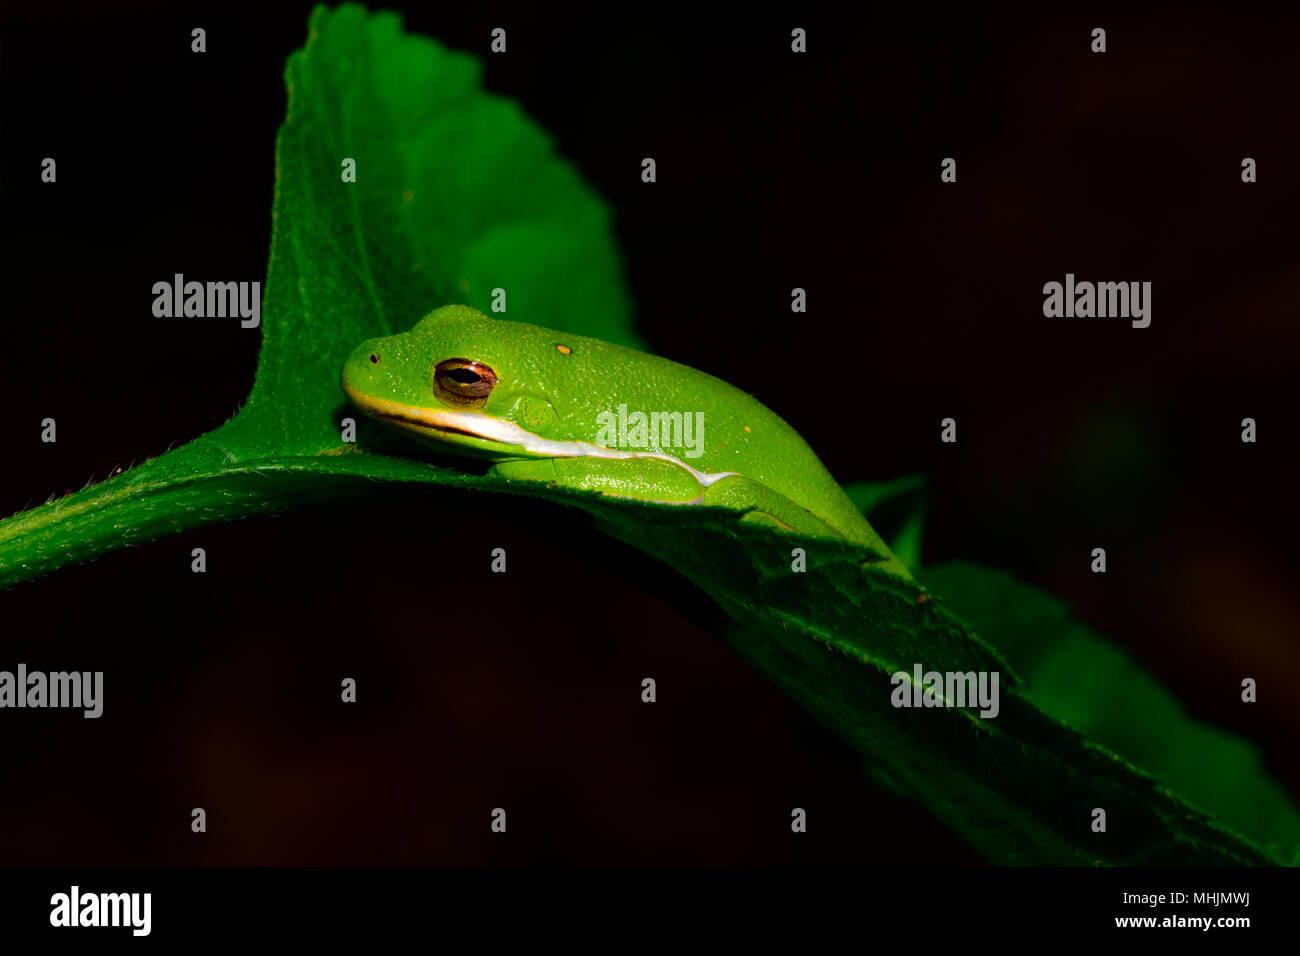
[{"xmin": 368, "ymin": 353, "xmax": 381, "ymax": 365}]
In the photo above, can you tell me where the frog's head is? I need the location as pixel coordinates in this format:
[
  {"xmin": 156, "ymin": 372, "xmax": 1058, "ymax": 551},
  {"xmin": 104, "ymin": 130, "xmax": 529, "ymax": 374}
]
[{"xmin": 341, "ymin": 304, "xmax": 580, "ymax": 460}]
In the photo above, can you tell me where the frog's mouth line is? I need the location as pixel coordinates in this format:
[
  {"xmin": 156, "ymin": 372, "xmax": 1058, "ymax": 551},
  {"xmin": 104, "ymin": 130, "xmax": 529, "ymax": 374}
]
[
  {"xmin": 370, "ymin": 409, "xmax": 487, "ymax": 442},
  {"xmin": 343, "ymin": 385, "xmax": 738, "ymax": 487}
]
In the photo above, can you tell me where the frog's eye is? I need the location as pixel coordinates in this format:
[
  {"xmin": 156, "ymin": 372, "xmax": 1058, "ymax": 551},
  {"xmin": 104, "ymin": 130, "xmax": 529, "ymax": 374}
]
[{"xmin": 433, "ymin": 358, "xmax": 498, "ymax": 406}]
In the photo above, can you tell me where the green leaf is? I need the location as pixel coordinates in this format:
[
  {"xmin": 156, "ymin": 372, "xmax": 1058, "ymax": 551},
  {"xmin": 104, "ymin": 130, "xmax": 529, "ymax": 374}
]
[{"xmin": 922, "ymin": 560, "xmax": 1300, "ymax": 865}]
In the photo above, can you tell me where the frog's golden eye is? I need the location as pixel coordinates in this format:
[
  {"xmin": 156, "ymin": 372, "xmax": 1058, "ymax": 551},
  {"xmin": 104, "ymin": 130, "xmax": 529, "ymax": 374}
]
[{"xmin": 433, "ymin": 358, "xmax": 498, "ymax": 406}]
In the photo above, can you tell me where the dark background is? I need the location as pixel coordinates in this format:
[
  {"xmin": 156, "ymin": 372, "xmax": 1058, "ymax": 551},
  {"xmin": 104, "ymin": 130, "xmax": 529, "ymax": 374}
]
[{"xmin": 1, "ymin": 2, "xmax": 1296, "ymax": 864}]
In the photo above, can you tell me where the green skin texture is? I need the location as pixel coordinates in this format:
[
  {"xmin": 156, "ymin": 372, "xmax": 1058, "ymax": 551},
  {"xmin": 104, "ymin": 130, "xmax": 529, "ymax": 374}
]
[{"xmin": 342, "ymin": 305, "xmax": 908, "ymax": 577}]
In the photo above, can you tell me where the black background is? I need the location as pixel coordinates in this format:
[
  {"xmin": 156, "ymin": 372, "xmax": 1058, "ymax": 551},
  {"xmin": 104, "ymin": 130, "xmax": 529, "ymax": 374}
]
[{"xmin": 1, "ymin": 2, "xmax": 1296, "ymax": 865}]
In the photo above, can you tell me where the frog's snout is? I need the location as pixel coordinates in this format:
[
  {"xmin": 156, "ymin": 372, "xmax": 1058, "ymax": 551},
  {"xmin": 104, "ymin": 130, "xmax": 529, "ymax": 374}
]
[{"xmin": 341, "ymin": 340, "xmax": 384, "ymax": 399}]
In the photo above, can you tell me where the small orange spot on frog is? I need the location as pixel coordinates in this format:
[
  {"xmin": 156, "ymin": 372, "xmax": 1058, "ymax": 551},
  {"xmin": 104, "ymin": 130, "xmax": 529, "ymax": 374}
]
[{"xmin": 555, "ymin": 344, "xmax": 572, "ymax": 355}]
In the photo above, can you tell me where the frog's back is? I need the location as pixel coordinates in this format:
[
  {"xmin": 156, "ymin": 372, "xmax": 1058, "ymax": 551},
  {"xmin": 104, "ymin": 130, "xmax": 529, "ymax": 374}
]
[{"xmin": 549, "ymin": 327, "xmax": 877, "ymax": 547}]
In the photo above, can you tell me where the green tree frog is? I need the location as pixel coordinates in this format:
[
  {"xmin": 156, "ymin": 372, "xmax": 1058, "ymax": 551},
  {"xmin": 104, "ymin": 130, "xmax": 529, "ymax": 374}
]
[{"xmin": 342, "ymin": 305, "xmax": 907, "ymax": 576}]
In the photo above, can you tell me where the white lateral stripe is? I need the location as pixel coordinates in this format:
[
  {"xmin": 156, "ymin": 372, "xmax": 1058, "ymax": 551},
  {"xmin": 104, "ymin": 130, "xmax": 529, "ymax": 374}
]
[{"xmin": 427, "ymin": 407, "xmax": 739, "ymax": 488}]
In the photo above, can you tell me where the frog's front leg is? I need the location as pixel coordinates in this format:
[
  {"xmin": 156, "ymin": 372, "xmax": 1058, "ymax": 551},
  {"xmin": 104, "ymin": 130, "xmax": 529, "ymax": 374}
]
[{"xmin": 699, "ymin": 474, "xmax": 846, "ymax": 540}]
